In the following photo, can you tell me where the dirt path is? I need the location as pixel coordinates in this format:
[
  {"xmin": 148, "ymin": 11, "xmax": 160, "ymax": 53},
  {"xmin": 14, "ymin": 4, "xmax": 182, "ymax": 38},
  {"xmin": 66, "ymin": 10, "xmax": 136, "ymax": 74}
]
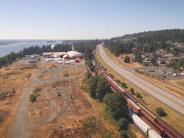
[
  {"xmin": 6, "ymin": 59, "xmax": 87, "ymax": 138},
  {"xmin": 7, "ymin": 72, "xmax": 38, "ymax": 138}
]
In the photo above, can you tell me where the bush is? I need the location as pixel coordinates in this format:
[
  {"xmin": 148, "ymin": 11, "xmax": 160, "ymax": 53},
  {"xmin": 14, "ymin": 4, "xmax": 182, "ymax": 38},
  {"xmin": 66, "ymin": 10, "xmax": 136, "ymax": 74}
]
[
  {"xmin": 63, "ymin": 72, "xmax": 69, "ymax": 77},
  {"xmin": 156, "ymin": 107, "xmax": 167, "ymax": 117},
  {"xmin": 0, "ymin": 92, "xmax": 8, "ymax": 101},
  {"xmin": 120, "ymin": 130, "xmax": 128, "ymax": 138},
  {"xmin": 86, "ymin": 71, "xmax": 91, "ymax": 79},
  {"xmin": 0, "ymin": 116, "xmax": 4, "ymax": 123},
  {"xmin": 135, "ymin": 92, "xmax": 142, "ymax": 99},
  {"xmin": 124, "ymin": 56, "xmax": 130, "ymax": 63},
  {"xmin": 34, "ymin": 87, "xmax": 42, "ymax": 92},
  {"xmin": 130, "ymin": 88, "xmax": 135, "ymax": 95},
  {"xmin": 109, "ymin": 73, "xmax": 114, "ymax": 78},
  {"xmin": 30, "ymin": 94, "xmax": 37, "ymax": 103},
  {"xmin": 120, "ymin": 82, "xmax": 128, "ymax": 88},
  {"xmin": 118, "ymin": 118, "xmax": 128, "ymax": 130},
  {"xmin": 33, "ymin": 87, "xmax": 41, "ymax": 97}
]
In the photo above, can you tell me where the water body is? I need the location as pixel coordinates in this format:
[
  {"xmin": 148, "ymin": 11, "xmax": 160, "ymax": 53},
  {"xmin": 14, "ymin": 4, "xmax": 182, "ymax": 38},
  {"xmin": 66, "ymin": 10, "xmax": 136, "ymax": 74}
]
[{"xmin": 0, "ymin": 40, "xmax": 63, "ymax": 57}]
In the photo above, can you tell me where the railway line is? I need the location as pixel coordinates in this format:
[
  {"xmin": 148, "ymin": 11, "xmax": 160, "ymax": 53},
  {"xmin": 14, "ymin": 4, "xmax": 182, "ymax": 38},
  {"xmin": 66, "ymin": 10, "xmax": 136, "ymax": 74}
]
[{"xmin": 95, "ymin": 63, "xmax": 183, "ymax": 138}]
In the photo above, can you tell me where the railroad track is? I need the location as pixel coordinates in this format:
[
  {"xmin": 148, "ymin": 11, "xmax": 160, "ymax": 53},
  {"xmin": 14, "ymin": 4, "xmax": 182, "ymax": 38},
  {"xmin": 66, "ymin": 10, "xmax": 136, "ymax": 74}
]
[{"xmin": 95, "ymin": 63, "xmax": 183, "ymax": 138}]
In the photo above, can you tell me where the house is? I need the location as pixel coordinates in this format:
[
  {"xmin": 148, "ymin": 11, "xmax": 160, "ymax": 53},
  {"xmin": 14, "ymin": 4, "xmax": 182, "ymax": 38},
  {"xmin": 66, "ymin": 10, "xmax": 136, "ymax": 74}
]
[{"xmin": 157, "ymin": 58, "xmax": 166, "ymax": 65}]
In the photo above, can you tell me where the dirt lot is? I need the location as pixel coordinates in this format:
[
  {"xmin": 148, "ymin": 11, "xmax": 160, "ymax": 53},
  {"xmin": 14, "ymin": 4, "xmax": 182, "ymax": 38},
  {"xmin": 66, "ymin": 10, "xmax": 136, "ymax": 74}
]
[
  {"xmin": 96, "ymin": 47, "xmax": 184, "ymax": 136},
  {"xmin": 3, "ymin": 58, "xmax": 120, "ymax": 138},
  {"xmin": 0, "ymin": 58, "xmax": 38, "ymax": 137}
]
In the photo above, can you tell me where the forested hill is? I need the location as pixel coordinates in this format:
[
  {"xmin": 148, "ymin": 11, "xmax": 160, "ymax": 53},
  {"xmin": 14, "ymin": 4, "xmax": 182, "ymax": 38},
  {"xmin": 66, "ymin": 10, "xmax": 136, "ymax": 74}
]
[
  {"xmin": 116, "ymin": 29, "xmax": 184, "ymax": 42},
  {"xmin": 105, "ymin": 29, "xmax": 184, "ymax": 56}
]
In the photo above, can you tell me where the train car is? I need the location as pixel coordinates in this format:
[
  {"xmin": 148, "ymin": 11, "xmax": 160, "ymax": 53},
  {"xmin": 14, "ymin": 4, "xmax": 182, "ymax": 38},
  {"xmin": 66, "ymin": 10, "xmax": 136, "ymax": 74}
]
[
  {"xmin": 156, "ymin": 118, "xmax": 183, "ymax": 138},
  {"xmin": 124, "ymin": 90, "xmax": 138, "ymax": 103},
  {"xmin": 127, "ymin": 99, "xmax": 141, "ymax": 114},
  {"xmin": 138, "ymin": 103, "xmax": 157, "ymax": 123},
  {"xmin": 148, "ymin": 129, "xmax": 162, "ymax": 138},
  {"xmin": 132, "ymin": 114, "xmax": 162, "ymax": 138}
]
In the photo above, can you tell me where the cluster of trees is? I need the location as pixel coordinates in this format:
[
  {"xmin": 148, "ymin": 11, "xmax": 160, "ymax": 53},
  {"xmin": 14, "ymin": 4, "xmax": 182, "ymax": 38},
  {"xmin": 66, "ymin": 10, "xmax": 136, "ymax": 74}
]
[
  {"xmin": 0, "ymin": 52, "xmax": 22, "ymax": 67},
  {"xmin": 87, "ymin": 75, "xmax": 129, "ymax": 137},
  {"xmin": 169, "ymin": 58, "xmax": 184, "ymax": 69},
  {"xmin": 105, "ymin": 29, "xmax": 184, "ymax": 57},
  {"xmin": 104, "ymin": 93, "xmax": 129, "ymax": 137},
  {"xmin": 74, "ymin": 40, "xmax": 97, "ymax": 59},
  {"xmin": 88, "ymin": 75, "xmax": 111, "ymax": 101}
]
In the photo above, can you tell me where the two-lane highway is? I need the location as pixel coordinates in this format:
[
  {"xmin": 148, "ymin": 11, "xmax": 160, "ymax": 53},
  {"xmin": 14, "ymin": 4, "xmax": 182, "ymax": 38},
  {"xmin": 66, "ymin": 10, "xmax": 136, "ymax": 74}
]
[{"xmin": 98, "ymin": 43, "xmax": 184, "ymax": 115}]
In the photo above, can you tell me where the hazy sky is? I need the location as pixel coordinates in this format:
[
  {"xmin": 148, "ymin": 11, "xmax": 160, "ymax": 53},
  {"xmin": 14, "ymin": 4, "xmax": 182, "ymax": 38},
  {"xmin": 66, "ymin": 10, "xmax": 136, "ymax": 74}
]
[{"xmin": 0, "ymin": 0, "xmax": 184, "ymax": 40}]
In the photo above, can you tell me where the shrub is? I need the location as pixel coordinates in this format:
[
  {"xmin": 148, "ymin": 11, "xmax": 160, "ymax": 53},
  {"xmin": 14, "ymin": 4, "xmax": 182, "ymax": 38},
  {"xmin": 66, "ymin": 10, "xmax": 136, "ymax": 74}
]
[
  {"xmin": 63, "ymin": 72, "xmax": 69, "ymax": 77},
  {"xmin": 156, "ymin": 107, "xmax": 167, "ymax": 117},
  {"xmin": 0, "ymin": 116, "xmax": 4, "ymax": 123},
  {"xmin": 118, "ymin": 118, "xmax": 128, "ymax": 130},
  {"xmin": 120, "ymin": 130, "xmax": 128, "ymax": 138},
  {"xmin": 109, "ymin": 73, "xmax": 114, "ymax": 78},
  {"xmin": 135, "ymin": 92, "xmax": 142, "ymax": 99},
  {"xmin": 124, "ymin": 56, "xmax": 130, "ymax": 63},
  {"xmin": 130, "ymin": 88, "xmax": 135, "ymax": 95},
  {"xmin": 86, "ymin": 71, "xmax": 91, "ymax": 79},
  {"xmin": 0, "ymin": 92, "xmax": 8, "ymax": 101},
  {"xmin": 120, "ymin": 82, "xmax": 128, "ymax": 88},
  {"xmin": 34, "ymin": 87, "xmax": 42, "ymax": 92},
  {"xmin": 30, "ymin": 94, "xmax": 37, "ymax": 103},
  {"xmin": 116, "ymin": 79, "xmax": 121, "ymax": 83},
  {"xmin": 33, "ymin": 87, "xmax": 41, "ymax": 97}
]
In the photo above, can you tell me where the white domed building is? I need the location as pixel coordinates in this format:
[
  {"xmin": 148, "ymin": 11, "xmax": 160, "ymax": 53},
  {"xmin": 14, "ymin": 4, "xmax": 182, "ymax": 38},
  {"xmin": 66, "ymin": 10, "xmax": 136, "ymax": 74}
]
[{"xmin": 64, "ymin": 51, "xmax": 82, "ymax": 59}]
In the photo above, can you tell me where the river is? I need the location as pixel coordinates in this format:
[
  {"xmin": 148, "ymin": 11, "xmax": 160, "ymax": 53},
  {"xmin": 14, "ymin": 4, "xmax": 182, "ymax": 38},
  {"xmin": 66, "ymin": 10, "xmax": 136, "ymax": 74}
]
[{"xmin": 0, "ymin": 40, "xmax": 63, "ymax": 57}]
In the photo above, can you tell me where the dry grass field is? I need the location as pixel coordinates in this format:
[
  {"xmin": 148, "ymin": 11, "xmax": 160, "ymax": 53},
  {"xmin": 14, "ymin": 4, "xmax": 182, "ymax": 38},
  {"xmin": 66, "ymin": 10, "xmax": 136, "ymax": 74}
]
[
  {"xmin": 0, "ymin": 59, "xmax": 38, "ymax": 137},
  {"xmin": 1, "ymin": 58, "xmax": 120, "ymax": 138}
]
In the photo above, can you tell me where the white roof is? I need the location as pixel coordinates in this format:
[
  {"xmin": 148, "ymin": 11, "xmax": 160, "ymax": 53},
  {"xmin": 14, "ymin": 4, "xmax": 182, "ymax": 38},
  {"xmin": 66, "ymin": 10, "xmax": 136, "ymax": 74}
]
[{"xmin": 66, "ymin": 51, "xmax": 81, "ymax": 58}]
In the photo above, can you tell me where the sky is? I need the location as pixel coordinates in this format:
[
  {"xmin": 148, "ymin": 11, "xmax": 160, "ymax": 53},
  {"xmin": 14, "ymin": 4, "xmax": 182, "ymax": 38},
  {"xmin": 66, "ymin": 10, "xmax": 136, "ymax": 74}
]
[{"xmin": 0, "ymin": 0, "xmax": 184, "ymax": 40}]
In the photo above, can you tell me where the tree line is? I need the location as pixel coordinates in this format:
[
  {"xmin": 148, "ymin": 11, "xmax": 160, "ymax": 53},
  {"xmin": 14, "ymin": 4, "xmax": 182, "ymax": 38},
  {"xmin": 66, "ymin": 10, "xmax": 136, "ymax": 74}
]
[
  {"xmin": 105, "ymin": 29, "xmax": 184, "ymax": 57},
  {"xmin": 0, "ymin": 40, "xmax": 97, "ymax": 67},
  {"xmin": 87, "ymin": 74, "xmax": 129, "ymax": 137}
]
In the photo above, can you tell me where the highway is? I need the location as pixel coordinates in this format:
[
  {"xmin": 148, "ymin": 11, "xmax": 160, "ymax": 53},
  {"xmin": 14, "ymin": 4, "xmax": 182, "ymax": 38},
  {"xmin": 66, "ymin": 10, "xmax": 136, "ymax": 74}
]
[{"xmin": 98, "ymin": 43, "xmax": 184, "ymax": 115}]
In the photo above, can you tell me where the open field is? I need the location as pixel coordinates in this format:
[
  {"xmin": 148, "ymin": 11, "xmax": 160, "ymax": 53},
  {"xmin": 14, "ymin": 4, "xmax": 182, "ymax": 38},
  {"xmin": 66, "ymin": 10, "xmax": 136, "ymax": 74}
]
[
  {"xmin": 0, "ymin": 58, "xmax": 38, "ymax": 137},
  {"xmin": 1, "ymin": 57, "xmax": 120, "ymax": 138},
  {"xmin": 95, "ymin": 45, "xmax": 184, "ymax": 136}
]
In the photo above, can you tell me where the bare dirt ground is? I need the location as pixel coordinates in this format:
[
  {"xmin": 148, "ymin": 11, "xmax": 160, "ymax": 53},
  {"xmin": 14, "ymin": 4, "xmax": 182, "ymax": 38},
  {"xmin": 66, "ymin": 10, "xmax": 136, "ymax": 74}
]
[
  {"xmin": 0, "ymin": 58, "xmax": 38, "ymax": 137},
  {"xmin": 4, "ymin": 58, "xmax": 120, "ymax": 138}
]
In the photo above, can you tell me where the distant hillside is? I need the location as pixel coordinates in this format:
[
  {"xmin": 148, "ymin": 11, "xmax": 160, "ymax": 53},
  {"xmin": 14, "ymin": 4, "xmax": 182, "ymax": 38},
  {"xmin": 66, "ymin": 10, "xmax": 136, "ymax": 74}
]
[
  {"xmin": 116, "ymin": 29, "xmax": 184, "ymax": 42},
  {"xmin": 106, "ymin": 29, "xmax": 184, "ymax": 56}
]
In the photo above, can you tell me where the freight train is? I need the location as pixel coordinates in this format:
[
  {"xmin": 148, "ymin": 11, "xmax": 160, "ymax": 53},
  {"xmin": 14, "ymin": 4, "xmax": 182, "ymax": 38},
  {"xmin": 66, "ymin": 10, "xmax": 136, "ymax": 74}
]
[{"xmin": 95, "ymin": 63, "xmax": 183, "ymax": 138}]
